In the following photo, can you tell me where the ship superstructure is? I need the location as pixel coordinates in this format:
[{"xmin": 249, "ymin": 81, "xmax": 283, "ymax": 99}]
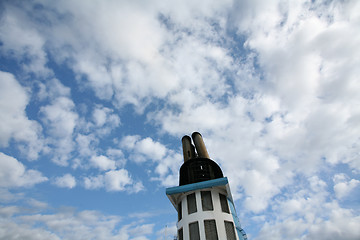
[{"xmin": 166, "ymin": 132, "xmax": 247, "ymax": 240}]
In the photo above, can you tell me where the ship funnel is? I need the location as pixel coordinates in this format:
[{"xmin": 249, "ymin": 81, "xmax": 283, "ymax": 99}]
[
  {"xmin": 182, "ymin": 135, "xmax": 195, "ymax": 162},
  {"xmin": 191, "ymin": 132, "xmax": 210, "ymax": 159}
]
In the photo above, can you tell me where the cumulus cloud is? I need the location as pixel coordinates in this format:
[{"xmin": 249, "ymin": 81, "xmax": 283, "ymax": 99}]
[
  {"xmin": 91, "ymin": 105, "xmax": 121, "ymax": 135},
  {"xmin": 333, "ymin": 174, "xmax": 360, "ymax": 199},
  {"xmin": 156, "ymin": 224, "xmax": 177, "ymax": 240},
  {"xmin": 39, "ymin": 80, "xmax": 79, "ymax": 166},
  {"xmin": 0, "ymin": 189, "xmax": 24, "ymax": 203},
  {"xmin": 75, "ymin": 133, "xmax": 96, "ymax": 158},
  {"xmin": 83, "ymin": 174, "xmax": 104, "ymax": 190},
  {"xmin": 106, "ymin": 148, "xmax": 126, "ymax": 167},
  {"xmin": 72, "ymin": 106, "xmax": 121, "ymax": 169},
  {"xmin": 256, "ymin": 202, "xmax": 360, "ymax": 240},
  {"xmin": 37, "ymin": 78, "xmax": 71, "ymax": 101},
  {"xmin": 90, "ymin": 155, "xmax": 116, "ymax": 171},
  {"xmin": 0, "ymin": 4, "xmax": 51, "ymax": 76},
  {"xmin": 231, "ymin": 0, "xmax": 360, "ymax": 169},
  {"xmin": 83, "ymin": 169, "xmax": 143, "ymax": 193},
  {"xmin": 128, "ymin": 223, "xmax": 154, "ymax": 238},
  {"xmin": 0, "ymin": 206, "xmax": 156, "ymax": 240},
  {"xmin": 0, "ymin": 152, "xmax": 47, "ymax": 188},
  {"xmin": 121, "ymin": 135, "xmax": 167, "ymax": 162},
  {"xmin": 120, "ymin": 135, "xmax": 181, "ymax": 186},
  {"xmin": 53, "ymin": 174, "xmax": 76, "ymax": 189},
  {"xmin": 27, "ymin": 198, "xmax": 49, "ymax": 210},
  {"xmin": 255, "ymin": 175, "xmax": 360, "ymax": 240},
  {"xmin": 41, "ymin": 97, "xmax": 78, "ymax": 138},
  {"xmin": 148, "ymin": 0, "xmax": 360, "ymax": 214},
  {"xmin": 0, "ymin": 221, "xmax": 60, "ymax": 240},
  {"xmin": 0, "ymin": 71, "xmax": 44, "ymax": 160},
  {"xmin": 104, "ymin": 169, "xmax": 132, "ymax": 191}
]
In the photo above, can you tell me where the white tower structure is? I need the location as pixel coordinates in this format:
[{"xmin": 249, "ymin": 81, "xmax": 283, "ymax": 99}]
[{"xmin": 166, "ymin": 132, "xmax": 247, "ymax": 240}]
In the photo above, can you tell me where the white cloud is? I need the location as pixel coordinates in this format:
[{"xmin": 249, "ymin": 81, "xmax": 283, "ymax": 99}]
[
  {"xmin": 93, "ymin": 106, "xmax": 120, "ymax": 127},
  {"xmin": 40, "ymin": 83, "xmax": 79, "ymax": 165},
  {"xmin": 90, "ymin": 155, "xmax": 116, "ymax": 171},
  {"xmin": 0, "ymin": 71, "xmax": 44, "ymax": 160},
  {"xmin": 53, "ymin": 174, "xmax": 76, "ymax": 189},
  {"xmin": 0, "ymin": 189, "xmax": 24, "ymax": 203},
  {"xmin": 76, "ymin": 133, "xmax": 96, "ymax": 157},
  {"xmin": 72, "ymin": 109, "xmax": 121, "ymax": 170},
  {"xmin": 27, "ymin": 198, "xmax": 49, "ymax": 210},
  {"xmin": 37, "ymin": 79, "xmax": 71, "ymax": 101},
  {"xmin": 136, "ymin": 138, "xmax": 167, "ymax": 161},
  {"xmin": 121, "ymin": 135, "xmax": 167, "ymax": 162},
  {"xmin": 128, "ymin": 223, "xmax": 154, "ymax": 237},
  {"xmin": 93, "ymin": 107, "xmax": 108, "ymax": 127},
  {"xmin": 0, "ymin": 220, "xmax": 60, "ymax": 240},
  {"xmin": 1, "ymin": 208, "xmax": 122, "ymax": 240},
  {"xmin": 156, "ymin": 224, "xmax": 177, "ymax": 240},
  {"xmin": 0, "ymin": 204, "xmax": 161, "ymax": 240},
  {"xmin": 91, "ymin": 105, "xmax": 121, "ymax": 135},
  {"xmin": 230, "ymin": 0, "xmax": 360, "ymax": 171},
  {"xmin": 104, "ymin": 169, "xmax": 133, "ymax": 191},
  {"xmin": 255, "ymin": 175, "xmax": 360, "ymax": 240},
  {"xmin": 333, "ymin": 174, "xmax": 360, "ymax": 199},
  {"xmin": 41, "ymin": 97, "xmax": 78, "ymax": 138},
  {"xmin": 106, "ymin": 148, "xmax": 123, "ymax": 158},
  {"xmin": 83, "ymin": 169, "xmax": 143, "ymax": 193},
  {"xmin": 0, "ymin": 206, "xmax": 20, "ymax": 218},
  {"xmin": 0, "ymin": 0, "xmax": 235, "ymax": 112},
  {"xmin": 145, "ymin": 0, "xmax": 360, "ymax": 217},
  {"xmin": 0, "ymin": 152, "xmax": 47, "ymax": 188},
  {"xmin": 39, "ymin": 0, "xmax": 172, "ymax": 105},
  {"xmin": 0, "ymin": 4, "xmax": 51, "ymax": 76},
  {"xmin": 83, "ymin": 175, "xmax": 104, "ymax": 190},
  {"xmin": 120, "ymin": 135, "xmax": 181, "ymax": 186},
  {"xmin": 305, "ymin": 207, "xmax": 360, "ymax": 240},
  {"xmin": 243, "ymin": 170, "xmax": 280, "ymax": 213},
  {"xmin": 120, "ymin": 135, "xmax": 141, "ymax": 150},
  {"xmin": 129, "ymin": 181, "xmax": 145, "ymax": 194}
]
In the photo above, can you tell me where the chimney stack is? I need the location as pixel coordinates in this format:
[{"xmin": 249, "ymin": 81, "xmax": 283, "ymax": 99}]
[
  {"xmin": 191, "ymin": 132, "xmax": 210, "ymax": 159},
  {"xmin": 181, "ymin": 135, "xmax": 195, "ymax": 162}
]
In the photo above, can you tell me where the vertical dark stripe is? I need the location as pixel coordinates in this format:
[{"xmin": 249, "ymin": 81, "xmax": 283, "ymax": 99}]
[
  {"xmin": 189, "ymin": 221, "xmax": 200, "ymax": 240},
  {"xmin": 220, "ymin": 193, "xmax": 230, "ymax": 213},
  {"xmin": 225, "ymin": 221, "xmax": 236, "ymax": 240},
  {"xmin": 187, "ymin": 193, "xmax": 197, "ymax": 214},
  {"xmin": 178, "ymin": 202, "xmax": 182, "ymax": 221},
  {"xmin": 201, "ymin": 191, "xmax": 214, "ymax": 211},
  {"xmin": 204, "ymin": 219, "xmax": 218, "ymax": 240},
  {"xmin": 178, "ymin": 228, "xmax": 183, "ymax": 240}
]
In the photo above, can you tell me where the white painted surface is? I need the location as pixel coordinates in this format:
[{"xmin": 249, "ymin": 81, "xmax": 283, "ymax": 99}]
[{"xmin": 177, "ymin": 187, "xmax": 238, "ymax": 240}]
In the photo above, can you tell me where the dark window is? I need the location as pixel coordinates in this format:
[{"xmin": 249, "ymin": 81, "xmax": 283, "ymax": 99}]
[
  {"xmin": 189, "ymin": 221, "xmax": 200, "ymax": 240},
  {"xmin": 204, "ymin": 219, "xmax": 218, "ymax": 240},
  {"xmin": 224, "ymin": 221, "xmax": 236, "ymax": 240},
  {"xmin": 187, "ymin": 193, "xmax": 197, "ymax": 214},
  {"xmin": 178, "ymin": 202, "xmax": 182, "ymax": 221},
  {"xmin": 201, "ymin": 191, "xmax": 214, "ymax": 211},
  {"xmin": 178, "ymin": 228, "xmax": 183, "ymax": 240},
  {"xmin": 219, "ymin": 194, "xmax": 230, "ymax": 213}
]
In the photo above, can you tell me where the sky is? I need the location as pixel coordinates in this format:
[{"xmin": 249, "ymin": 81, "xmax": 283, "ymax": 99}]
[{"xmin": 0, "ymin": 0, "xmax": 359, "ymax": 239}]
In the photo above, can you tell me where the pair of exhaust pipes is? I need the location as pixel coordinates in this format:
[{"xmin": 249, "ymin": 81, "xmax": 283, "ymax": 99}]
[{"xmin": 182, "ymin": 132, "xmax": 210, "ymax": 162}]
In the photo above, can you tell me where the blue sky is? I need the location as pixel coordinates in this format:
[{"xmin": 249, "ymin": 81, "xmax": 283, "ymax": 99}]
[{"xmin": 0, "ymin": 0, "xmax": 359, "ymax": 239}]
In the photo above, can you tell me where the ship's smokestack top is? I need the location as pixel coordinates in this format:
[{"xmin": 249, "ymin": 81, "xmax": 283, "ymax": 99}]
[
  {"xmin": 179, "ymin": 132, "xmax": 223, "ymax": 185},
  {"xmin": 181, "ymin": 132, "xmax": 210, "ymax": 162},
  {"xmin": 191, "ymin": 132, "xmax": 210, "ymax": 159},
  {"xmin": 181, "ymin": 135, "xmax": 195, "ymax": 162}
]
